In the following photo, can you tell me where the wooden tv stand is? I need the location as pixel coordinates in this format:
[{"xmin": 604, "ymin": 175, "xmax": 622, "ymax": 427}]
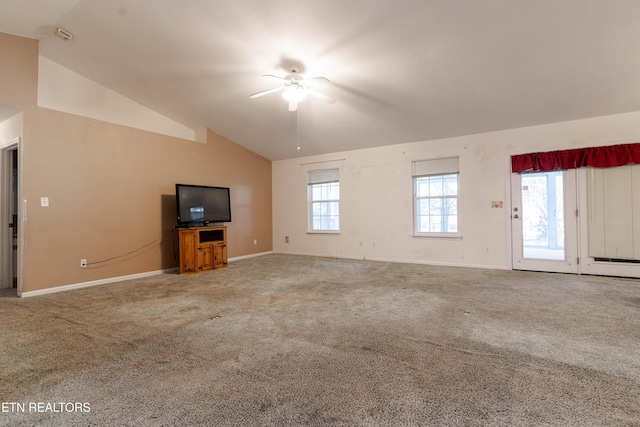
[{"xmin": 178, "ymin": 226, "xmax": 227, "ymax": 274}]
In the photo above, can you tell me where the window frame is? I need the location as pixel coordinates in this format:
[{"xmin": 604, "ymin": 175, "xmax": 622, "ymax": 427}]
[
  {"xmin": 412, "ymin": 158, "xmax": 461, "ymax": 238},
  {"xmin": 307, "ymin": 168, "xmax": 340, "ymax": 233}
]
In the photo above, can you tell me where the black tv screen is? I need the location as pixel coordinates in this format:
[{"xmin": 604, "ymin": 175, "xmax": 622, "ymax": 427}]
[{"xmin": 176, "ymin": 184, "xmax": 231, "ymax": 226}]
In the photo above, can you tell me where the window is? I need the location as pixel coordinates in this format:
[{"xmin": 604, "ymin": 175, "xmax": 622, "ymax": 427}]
[
  {"xmin": 308, "ymin": 168, "xmax": 340, "ymax": 232},
  {"xmin": 413, "ymin": 157, "xmax": 459, "ymax": 235}
]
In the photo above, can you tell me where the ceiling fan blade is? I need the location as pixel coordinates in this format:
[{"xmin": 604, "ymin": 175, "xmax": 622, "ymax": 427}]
[
  {"xmin": 305, "ymin": 76, "xmax": 330, "ymax": 84},
  {"xmin": 262, "ymin": 74, "xmax": 286, "ymax": 80},
  {"xmin": 249, "ymin": 86, "xmax": 284, "ymax": 99},
  {"xmin": 306, "ymin": 87, "xmax": 336, "ymax": 104}
]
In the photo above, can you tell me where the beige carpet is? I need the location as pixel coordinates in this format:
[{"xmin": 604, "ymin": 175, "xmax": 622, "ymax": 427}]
[{"xmin": 1, "ymin": 254, "xmax": 639, "ymax": 426}]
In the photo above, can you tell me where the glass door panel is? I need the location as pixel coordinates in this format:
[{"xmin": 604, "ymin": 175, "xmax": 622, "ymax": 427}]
[
  {"xmin": 521, "ymin": 171, "xmax": 565, "ymax": 260},
  {"xmin": 511, "ymin": 170, "xmax": 578, "ymax": 273}
]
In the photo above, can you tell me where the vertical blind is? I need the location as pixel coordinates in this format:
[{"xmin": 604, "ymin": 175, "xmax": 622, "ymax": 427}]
[{"xmin": 588, "ymin": 164, "xmax": 640, "ymax": 261}]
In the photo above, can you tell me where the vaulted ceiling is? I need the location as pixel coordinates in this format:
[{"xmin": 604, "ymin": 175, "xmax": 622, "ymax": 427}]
[{"xmin": 2, "ymin": 1, "xmax": 640, "ymax": 160}]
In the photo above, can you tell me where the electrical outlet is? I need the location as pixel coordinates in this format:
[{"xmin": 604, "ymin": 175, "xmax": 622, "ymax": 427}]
[
  {"xmin": 253, "ymin": 239, "xmax": 257, "ymax": 245},
  {"xmin": 80, "ymin": 259, "xmax": 87, "ymax": 268}
]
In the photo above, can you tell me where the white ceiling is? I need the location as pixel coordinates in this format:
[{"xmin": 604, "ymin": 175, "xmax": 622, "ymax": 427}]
[{"xmin": 1, "ymin": 1, "xmax": 640, "ymax": 161}]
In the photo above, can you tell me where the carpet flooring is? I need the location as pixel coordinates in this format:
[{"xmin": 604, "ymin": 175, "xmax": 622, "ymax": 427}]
[{"xmin": 1, "ymin": 254, "xmax": 639, "ymax": 426}]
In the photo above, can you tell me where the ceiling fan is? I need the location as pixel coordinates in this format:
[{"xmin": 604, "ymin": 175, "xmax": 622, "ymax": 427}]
[{"xmin": 250, "ymin": 65, "xmax": 336, "ymax": 111}]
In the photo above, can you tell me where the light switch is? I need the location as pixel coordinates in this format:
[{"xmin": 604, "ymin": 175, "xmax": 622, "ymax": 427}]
[{"xmin": 40, "ymin": 197, "xmax": 49, "ymax": 207}]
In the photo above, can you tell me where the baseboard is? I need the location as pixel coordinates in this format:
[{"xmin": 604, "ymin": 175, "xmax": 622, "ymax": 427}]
[
  {"xmin": 229, "ymin": 251, "xmax": 273, "ymax": 262},
  {"xmin": 273, "ymin": 250, "xmax": 509, "ymax": 271},
  {"xmin": 365, "ymin": 256, "xmax": 510, "ymax": 270},
  {"xmin": 19, "ymin": 267, "xmax": 179, "ymax": 298},
  {"xmin": 19, "ymin": 252, "xmax": 274, "ymax": 298}
]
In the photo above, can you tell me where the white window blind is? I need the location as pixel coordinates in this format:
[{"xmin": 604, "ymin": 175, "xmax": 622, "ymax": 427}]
[
  {"xmin": 412, "ymin": 157, "xmax": 459, "ymax": 177},
  {"xmin": 308, "ymin": 168, "xmax": 340, "ymax": 184}
]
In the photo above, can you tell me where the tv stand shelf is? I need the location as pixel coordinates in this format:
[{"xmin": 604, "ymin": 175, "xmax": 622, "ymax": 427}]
[{"xmin": 178, "ymin": 226, "xmax": 227, "ymax": 274}]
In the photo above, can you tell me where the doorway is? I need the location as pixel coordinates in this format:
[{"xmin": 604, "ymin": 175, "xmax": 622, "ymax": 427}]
[
  {"xmin": 511, "ymin": 170, "xmax": 579, "ymax": 274},
  {"xmin": 511, "ymin": 166, "xmax": 640, "ymax": 278},
  {"xmin": 1, "ymin": 139, "xmax": 20, "ymax": 295}
]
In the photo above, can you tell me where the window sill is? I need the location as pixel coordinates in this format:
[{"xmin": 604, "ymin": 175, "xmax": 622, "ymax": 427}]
[
  {"xmin": 307, "ymin": 230, "xmax": 340, "ymax": 235},
  {"xmin": 412, "ymin": 233, "xmax": 462, "ymax": 239}
]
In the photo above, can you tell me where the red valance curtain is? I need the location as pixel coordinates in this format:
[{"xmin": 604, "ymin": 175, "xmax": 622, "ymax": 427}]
[{"xmin": 511, "ymin": 142, "xmax": 640, "ymax": 173}]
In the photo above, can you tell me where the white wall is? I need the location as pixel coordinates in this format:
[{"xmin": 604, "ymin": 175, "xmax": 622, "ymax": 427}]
[
  {"xmin": 0, "ymin": 110, "xmax": 23, "ymax": 146},
  {"xmin": 273, "ymin": 110, "xmax": 640, "ymax": 269}
]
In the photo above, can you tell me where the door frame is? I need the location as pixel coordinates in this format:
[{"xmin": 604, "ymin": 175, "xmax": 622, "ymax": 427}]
[
  {"xmin": 507, "ymin": 147, "xmax": 640, "ymax": 279},
  {"xmin": 510, "ymin": 169, "xmax": 579, "ymax": 274},
  {"xmin": 1, "ymin": 137, "xmax": 23, "ymax": 294}
]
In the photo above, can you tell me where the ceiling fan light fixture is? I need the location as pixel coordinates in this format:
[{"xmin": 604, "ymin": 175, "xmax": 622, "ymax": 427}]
[
  {"xmin": 250, "ymin": 65, "xmax": 334, "ymax": 111},
  {"xmin": 282, "ymin": 86, "xmax": 307, "ymax": 103}
]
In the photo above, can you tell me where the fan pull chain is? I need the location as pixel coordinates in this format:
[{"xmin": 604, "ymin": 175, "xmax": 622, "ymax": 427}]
[{"xmin": 296, "ymin": 108, "xmax": 301, "ymax": 151}]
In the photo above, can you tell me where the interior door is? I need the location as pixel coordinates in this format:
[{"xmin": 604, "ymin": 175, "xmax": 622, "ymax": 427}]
[
  {"xmin": 511, "ymin": 170, "xmax": 579, "ymax": 273},
  {"xmin": 1, "ymin": 143, "xmax": 18, "ymax": 290}
]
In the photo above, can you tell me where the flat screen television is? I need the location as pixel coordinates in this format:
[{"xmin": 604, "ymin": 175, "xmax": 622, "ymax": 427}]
[{"xmin": 175, "ymin": 184, "xmax": 231, "ymax": 226}]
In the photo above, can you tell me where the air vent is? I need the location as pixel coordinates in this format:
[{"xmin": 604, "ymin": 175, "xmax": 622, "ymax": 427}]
[
  {"xmin": 55, "ymin": 28, "xmax": 73, "ymax": 41},
  {"xmin": 594, "ymin": 257, "xmax": 640, "ymax": 264}
]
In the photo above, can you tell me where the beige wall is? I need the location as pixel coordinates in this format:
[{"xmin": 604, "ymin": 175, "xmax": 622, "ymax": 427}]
[
  {"xmin": 1, "ymin": 32, "xmax": 272, "ymax": 293},
  {"xmin": 38, "ymin": 56, "xmax": 195, "ymax": 141},
  {"xmin": 0, "ymin": 32, "xmax": 38, "ymax": 110}
]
